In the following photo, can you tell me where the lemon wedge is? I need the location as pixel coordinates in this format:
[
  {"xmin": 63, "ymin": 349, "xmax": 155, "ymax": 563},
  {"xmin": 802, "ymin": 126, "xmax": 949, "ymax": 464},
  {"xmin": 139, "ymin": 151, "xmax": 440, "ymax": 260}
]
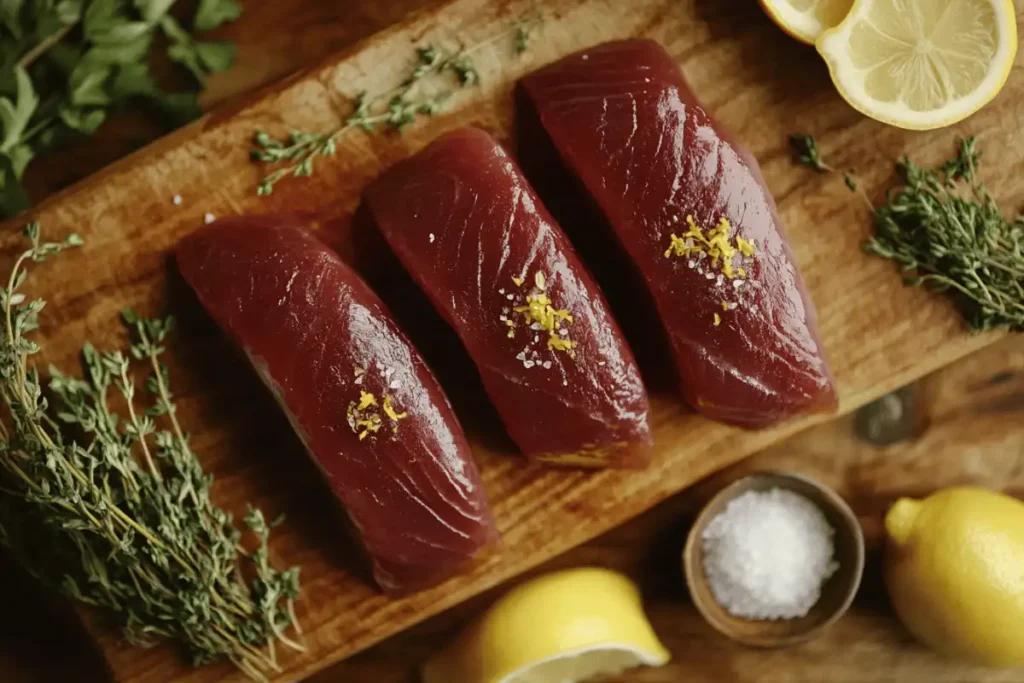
[
  {"xmin": 422, "ymin": 568, "xmax": 670, "ymax": 683},
  {"xmin": 817, "ymin": 0, "xmax": 1018, "ymax": 130},
  {"xmin": 760, "ymin": 0, "xmax": 856, "ymax": 43}
]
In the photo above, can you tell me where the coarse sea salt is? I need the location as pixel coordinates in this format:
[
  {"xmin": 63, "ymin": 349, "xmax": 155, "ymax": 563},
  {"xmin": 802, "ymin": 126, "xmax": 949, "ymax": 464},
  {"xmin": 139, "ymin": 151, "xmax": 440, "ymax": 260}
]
[{"xmin": 701, "ymin": 488, "xmax": 838, "ymax": 620}]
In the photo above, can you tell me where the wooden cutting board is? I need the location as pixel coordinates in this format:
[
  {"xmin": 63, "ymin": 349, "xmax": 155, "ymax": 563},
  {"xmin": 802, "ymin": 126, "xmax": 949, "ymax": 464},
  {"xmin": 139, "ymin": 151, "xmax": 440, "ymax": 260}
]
[{"xmin": 4, "ymin": 0, "xmax": 1020, "ymax": 680}]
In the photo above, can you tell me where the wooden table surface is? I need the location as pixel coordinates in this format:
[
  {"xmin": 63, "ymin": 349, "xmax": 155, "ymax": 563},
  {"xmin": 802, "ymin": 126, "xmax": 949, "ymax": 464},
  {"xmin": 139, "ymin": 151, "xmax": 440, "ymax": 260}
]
[{"xmin": 3, "ymin": 1, "xmax": 1023, "ymax": 681}]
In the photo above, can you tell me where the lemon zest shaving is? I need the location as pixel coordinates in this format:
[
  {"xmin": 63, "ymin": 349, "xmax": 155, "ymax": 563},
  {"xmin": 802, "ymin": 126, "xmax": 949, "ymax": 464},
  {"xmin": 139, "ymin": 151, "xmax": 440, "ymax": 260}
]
[
  {"xmin": 382, "ymin": 395, "xmax": 408, "ymax": 423},
  {"xmin": 358, "ymin": 391, "xmax": 377, "ymax": 410},
  {"xmin": 713, "ymin": 313, "xmax": 721, "ymax": 327},
  {"xmin": 512, "ymin": 277, "xmax": 525, "ymax": 287},
  {"xmin": 355, "ymin": 415, "xmax": 382, "ymax": 440}
]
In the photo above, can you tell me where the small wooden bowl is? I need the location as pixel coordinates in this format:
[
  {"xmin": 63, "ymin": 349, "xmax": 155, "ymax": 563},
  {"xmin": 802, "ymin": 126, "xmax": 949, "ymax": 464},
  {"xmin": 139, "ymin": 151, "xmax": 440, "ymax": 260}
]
[{"xmin": 683, "ymin": 471, "xmax": 865, "ymax": 648}]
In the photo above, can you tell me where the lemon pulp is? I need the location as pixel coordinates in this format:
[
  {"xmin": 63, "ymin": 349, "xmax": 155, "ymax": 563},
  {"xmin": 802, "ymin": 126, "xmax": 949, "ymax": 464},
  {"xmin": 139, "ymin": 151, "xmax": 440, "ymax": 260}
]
[{"xmin": 817, "ymin": 0, "xmax": 1018, "ymax": 129}]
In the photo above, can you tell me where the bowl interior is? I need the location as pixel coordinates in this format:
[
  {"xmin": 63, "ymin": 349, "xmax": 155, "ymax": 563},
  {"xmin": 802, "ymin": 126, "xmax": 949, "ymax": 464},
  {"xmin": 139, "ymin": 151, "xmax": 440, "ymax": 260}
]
[{"xmin": 683, "ymin": 472, "xmax": 865, "ymax": 648}]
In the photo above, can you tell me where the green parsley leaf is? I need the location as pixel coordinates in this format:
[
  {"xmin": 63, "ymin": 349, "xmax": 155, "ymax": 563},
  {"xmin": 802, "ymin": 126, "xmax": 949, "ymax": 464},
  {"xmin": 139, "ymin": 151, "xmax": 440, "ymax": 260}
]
[
  {"xmin": 194, "ymin": 40, "xmax": 235, "ymax": 72},
  {"xmin": 89, "ymin": 20, "xmax": 152, "ymax": 46},
  {"xmin": 167, "ymin": 42, "xmax": 207, "ymax": 84},
  {"xmin": 69, "ymin": 63, "xmax": 113, "ymax": 107},
  {"xmin": 0, "ymin": 67, "xmax": 38, "ymax": 154},
  {"xmin": 82, "ymin": 33, "xmax": 153, "ymax": 66},
  {"xmin": 58, "ymin": 103, "xmax": 107, "ymax": 134},
  {"xmin": 109, "ymin": 62, "xmax": 158, "ymax": 97},
  {"xmin": 83, "ymin": 0, "xmax": 123, "ymax": 40},
  {"xmin": 132, "ymin": 0, "xmax": 174, "ymax": 23},
  {"xmin": 55, "ymin": 0, "xmax": 83, "ymax": 24},
  {"xmin": 194, "ymin": 0, "xmax": 242, "ymax": 31}
]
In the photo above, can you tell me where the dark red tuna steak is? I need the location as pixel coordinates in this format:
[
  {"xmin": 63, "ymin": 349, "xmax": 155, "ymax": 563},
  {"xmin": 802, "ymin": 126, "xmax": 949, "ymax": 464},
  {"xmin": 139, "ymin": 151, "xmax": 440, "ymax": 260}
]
[
  {"xmin": 365, "ymin": 128, "xmax": 652, "ymax": 468},
  {"xmin": 518, "ymin": 39, "xmax": 837, "ymax": 428},
  {"xmin": 177, "ymin": 216, "xmax": 497, "ymax": 594}
]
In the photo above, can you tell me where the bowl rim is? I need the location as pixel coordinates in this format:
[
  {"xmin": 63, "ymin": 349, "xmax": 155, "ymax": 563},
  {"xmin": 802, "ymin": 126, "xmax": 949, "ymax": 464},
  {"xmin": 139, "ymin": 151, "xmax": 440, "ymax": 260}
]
[{"xmin": 682, "ymin": 470, "xmax": 867, "ymax": 648}]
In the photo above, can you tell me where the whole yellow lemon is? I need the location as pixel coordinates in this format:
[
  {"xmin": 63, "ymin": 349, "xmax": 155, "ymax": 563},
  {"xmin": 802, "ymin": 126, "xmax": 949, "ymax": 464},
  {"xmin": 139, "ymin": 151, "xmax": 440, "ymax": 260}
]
[{"xmin": 885, "ymin": 487, "xmax": 1024, "ymax": 666}]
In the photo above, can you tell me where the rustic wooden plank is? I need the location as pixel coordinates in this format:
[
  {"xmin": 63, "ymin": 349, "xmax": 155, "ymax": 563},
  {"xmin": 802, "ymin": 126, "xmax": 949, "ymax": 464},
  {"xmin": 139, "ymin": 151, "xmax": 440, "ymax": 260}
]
[
  {"xmin": 320, "ymin": 334, "xmax": 1024, "ymax": 683},
  {"xmin": 3, "ymin": 0, "xmax": 1020, "ymax": 680}
]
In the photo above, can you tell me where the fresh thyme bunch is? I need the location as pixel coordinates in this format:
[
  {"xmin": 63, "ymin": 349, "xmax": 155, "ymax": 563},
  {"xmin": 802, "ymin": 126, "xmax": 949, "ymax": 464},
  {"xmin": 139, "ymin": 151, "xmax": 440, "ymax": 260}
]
[
  {"xmin": 0, "ymin": 223, "xmax": 302, "ymax": 680},
  {"xmin": 866, "ymin": 137, "xmax": 1024, "ymax": 332}
]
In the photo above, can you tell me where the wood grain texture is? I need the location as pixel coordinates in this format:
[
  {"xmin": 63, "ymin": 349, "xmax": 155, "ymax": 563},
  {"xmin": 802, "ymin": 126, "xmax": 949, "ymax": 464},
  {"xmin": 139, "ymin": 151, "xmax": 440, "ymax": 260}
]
[
  {"xmin": 3, "ymin": 0, "xmax": 1022, "ymax": 680},
  {"xmin": 320, "ymin": 334, "xmax": 1024, "ymax": 683}
]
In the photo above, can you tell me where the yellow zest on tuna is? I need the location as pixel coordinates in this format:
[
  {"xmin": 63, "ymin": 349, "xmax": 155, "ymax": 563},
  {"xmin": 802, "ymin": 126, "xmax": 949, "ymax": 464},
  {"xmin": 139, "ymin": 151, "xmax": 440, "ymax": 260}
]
[
  {"xmin": 348, "ymin": 380, "xmax": 407, "ymax": 440},
  {"xmin": 664, "ymin": 215, "xmax": 756, "ymax": 280},
  {"xmin": 512, "ymin": 271, "xmax": 578, "ymax": 358}
]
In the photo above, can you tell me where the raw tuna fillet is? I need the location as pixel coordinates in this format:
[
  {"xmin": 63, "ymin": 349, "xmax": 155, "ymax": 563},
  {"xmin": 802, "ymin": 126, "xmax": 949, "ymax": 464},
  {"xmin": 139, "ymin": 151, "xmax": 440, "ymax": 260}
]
[
  {"xmin": 177, "ymin": 216, "xmax": 497, "ymax": 593},
  {"xmin": 365, "ymin": 128, "xmax": 652, "ymax": 468},
  {"xmin": 518, "ymin": 39, "xmax": 837, "ymax": 428}
]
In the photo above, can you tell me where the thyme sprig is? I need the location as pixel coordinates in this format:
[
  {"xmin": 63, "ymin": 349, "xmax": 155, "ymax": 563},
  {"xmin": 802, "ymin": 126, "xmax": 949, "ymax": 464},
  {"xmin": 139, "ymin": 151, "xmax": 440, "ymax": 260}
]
[
  {"xmin": 790, "ymin": 134, "xmax": 834, "ymax": 173},
  {"xmin": 0, "ymin": 224, "xmax": 302, "ymax": 680},
  {"xmin": 252, "ymin": 22, "xmax": 533, "ymax": 196},
  {"xmin": 866, "ymin": 137, "xmax": 1024, "ymax": 332}
]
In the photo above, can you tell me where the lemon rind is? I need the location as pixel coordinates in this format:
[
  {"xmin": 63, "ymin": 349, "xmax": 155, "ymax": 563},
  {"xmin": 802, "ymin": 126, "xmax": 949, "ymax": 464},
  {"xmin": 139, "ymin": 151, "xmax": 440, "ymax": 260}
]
[
  {"xmin": 760, "ymin": 0, "xmax": 824, "ymax": 44},
  {"xmin": 494, "ymin": 643, "xmax": 671, "ymax": 683}
]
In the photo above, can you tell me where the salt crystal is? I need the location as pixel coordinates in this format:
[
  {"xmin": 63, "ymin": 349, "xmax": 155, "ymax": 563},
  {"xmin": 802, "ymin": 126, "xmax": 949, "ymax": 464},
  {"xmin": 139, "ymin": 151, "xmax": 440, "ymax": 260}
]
[
  {"xmin": 542, "ymin": 361, "xmax": 552, "ymax": 369},
  {"xmin": 429, "ymin": 233, "xmax": 436, "ymax": 243},
  {"xmin": 172, "ymin": 194, "xmax": 182, "ymax": 206},
  {"xmin": 524, "ymin": 360, "xmax": 535, "ymax": 369},
  {"xmin": 701, "ymin": 488, "xmax": 838, "ymax": 620},
  {"xmin": 204, "ymin": 213, "xmax": 216, "ymax": 224}
]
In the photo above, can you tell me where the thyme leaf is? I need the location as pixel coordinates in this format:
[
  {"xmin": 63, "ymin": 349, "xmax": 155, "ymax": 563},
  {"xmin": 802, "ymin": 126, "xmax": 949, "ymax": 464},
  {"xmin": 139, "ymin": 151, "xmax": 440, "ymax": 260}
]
[{"xmin": 790, "ymin": 133, "xmax": 834, "ymax": 173}]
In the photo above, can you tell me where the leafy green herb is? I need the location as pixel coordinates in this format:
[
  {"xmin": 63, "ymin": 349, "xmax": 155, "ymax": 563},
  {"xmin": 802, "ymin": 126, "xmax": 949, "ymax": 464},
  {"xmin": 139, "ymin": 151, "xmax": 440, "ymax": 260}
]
[
  {"xmin": 0, "ymin": 0, "xmax": 243, "ymax": 217},
  {"xmin": 790, "ymin": 133, "xmax": 834, "ymax": 173},
  {"xmin": 252, "ymin": 21, "xmax": 535, "ymax": 196},
  {"xmin": 515, "ymin": 23, "xmax": 532, "ymax": 55},
  {"xmin": 0, "ymin": 225, "xmax": 303, "ymax": 681},
  {"xmin": 843, "ymin": 172, "xmax": 858, "ymax": 193},
  {"xmin": 866, "ymin": 137, "xmax": 1024, "ymax": 332}
]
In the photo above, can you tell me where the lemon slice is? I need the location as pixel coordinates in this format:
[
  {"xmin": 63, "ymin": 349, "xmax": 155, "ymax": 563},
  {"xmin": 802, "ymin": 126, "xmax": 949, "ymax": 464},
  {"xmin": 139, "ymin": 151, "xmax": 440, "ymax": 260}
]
[
  {"xmin": 760, "ymin": 0, "xmax": 856, "ymax": 43},
  {"xmin": 422, "ymin": 568, "xmax": 670, "ymax": 683},
  {"xmin": 817, "ymin": 0, "xmax": 1018, "ymax": 130}
]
